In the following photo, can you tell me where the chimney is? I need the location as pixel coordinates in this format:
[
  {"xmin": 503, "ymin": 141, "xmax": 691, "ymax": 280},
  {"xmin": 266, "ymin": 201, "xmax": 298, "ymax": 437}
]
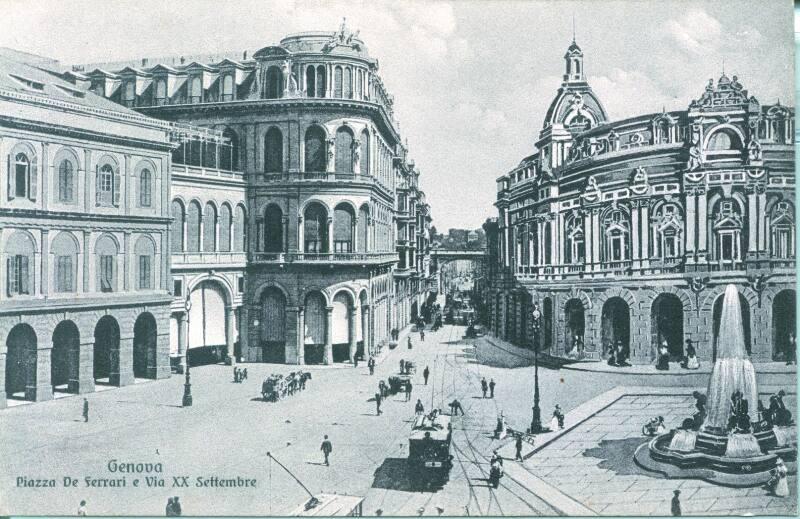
[{"xmin": 243, "ymin": 50, "xmax": 248, "ymax": 60}]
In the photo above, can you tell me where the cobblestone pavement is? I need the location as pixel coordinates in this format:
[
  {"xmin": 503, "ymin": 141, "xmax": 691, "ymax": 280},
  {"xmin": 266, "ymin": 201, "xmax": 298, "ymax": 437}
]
[
  {"xmin": 1, "ymin": 324, "xmax": 794, "ymax": 516},
  {"xmin": 523, "ymin": 394, "xmax": 798, "ymax": 516}
]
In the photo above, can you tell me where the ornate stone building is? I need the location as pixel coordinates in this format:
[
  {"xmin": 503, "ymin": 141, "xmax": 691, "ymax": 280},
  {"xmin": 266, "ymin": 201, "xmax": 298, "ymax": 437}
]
[
  {"xmin": 0, "ymin": 48, "xmax": 179, "ymax": 407},
  {"xmin": 68, "ymin": 23, "xmax": 434, "ymax": 366},
  {"xmin": 487, "ymin": 39, "xmax": 795, "ymax": 364}
]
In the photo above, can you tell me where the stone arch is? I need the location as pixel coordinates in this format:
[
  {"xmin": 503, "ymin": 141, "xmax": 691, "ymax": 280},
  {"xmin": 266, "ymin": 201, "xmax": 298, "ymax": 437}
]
[
  {"xmin": 5, "ymin": 323, "xmax": 38, "ymax": 401},
  {"xmin": 259, "ymin": 286, "xmax": 287, "ymax": 363},
  {"xmin": 252, "ymin": 280, "xmax": 294, "ymax": 308},
  {"xmin": 93, "ymin": 315, "xmax": 120, "ymax": 385},
  {"xmin": 51, "ymin": 320, "xmax": 79, "ymax": 394},
  {"xmin": 299, "ymin": 197, "xmax": 332, "ymax": 215},
  {"xmin": 133, "ymin": 312, "xmax": 158, "ymax": 379},
  {"xmin": 703, "ymin": 123, "xmax": 746, "ymax": 150}
]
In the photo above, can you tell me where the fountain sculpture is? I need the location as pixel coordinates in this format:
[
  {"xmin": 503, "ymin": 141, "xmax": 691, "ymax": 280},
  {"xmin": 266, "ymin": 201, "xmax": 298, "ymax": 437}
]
[{"xmin": 635, "ymin": 284, "xmax": 797, "ymax": 486}]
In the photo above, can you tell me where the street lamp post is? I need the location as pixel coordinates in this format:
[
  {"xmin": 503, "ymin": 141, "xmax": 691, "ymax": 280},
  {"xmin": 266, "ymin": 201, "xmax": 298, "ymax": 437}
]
[
  {"xmin": 530, "ymin": 302, "xmax": 542, "ymax": 433},
  {"xmin": 182, "ymin": 299, "xmax": 193, "ymax": 407}
]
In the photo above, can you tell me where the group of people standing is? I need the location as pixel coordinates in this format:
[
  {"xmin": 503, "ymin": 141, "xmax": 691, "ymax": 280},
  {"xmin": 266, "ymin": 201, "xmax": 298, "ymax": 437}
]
[
  {"xmin": 232, "ymin": 366, "xmax": 248, "ymax": 383},
  {"xmin": 606, "ymin": 340, "xmax": 631, "ymax": 367},
  {"xmin": 656, "ymin": 339, "xmax": 700, "ymax": 371}
]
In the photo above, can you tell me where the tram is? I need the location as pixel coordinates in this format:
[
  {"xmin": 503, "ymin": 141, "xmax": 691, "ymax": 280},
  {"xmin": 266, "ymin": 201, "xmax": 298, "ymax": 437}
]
[{"xmin": 408, "ymin": 411, "xmax": 453, "ymax": 489}]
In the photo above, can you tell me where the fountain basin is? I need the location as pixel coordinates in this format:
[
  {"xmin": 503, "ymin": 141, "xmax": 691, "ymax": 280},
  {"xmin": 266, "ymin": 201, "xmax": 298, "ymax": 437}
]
[{"xmin": 634, "ymin": 430, "xmax": 796, "ymax": 487}]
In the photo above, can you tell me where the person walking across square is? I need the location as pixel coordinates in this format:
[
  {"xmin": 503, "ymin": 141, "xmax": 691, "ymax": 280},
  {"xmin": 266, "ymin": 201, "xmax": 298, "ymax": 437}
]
[
  {"xmin": 82, "ymin": 398, "xmax": 89, "ymax": 423},
  {"xmin": 489, "ymin": 379, "xmax": 496, "ymax": 398},
  {"xmin": 375, "ymin": 393, "xmax": 383, "ymax": 415},
  {"xmin": 405, "ymin": 380, "xmax": 413, "ymax": 402},
  {"xmin": 423, "ymin": 366, "xmax": 430, "ymax": 385},
  {"xmin": 321, "ymin": 435, "xmax": 333, "ymax": 466},
  {"xmin": 481, "ymin": 377, "xmax": 488, "ymax": 398},
  {"xmin": 515, "ymin": 434, "xmax": 524, "ymax": 461}
]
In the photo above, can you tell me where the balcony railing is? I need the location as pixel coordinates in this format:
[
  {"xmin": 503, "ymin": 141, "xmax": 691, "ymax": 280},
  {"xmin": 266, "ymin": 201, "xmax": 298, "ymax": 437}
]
[
  {"xmin": 250, "ymin": 252, "xmax": 397, "ymax": 264},
  {"xmin": 172, "ymin": 163, "xmax": 244, "ymax": 180},
  {"xmin": 172, "ymin": 251, "xmax": 247, "ymax": 264}
]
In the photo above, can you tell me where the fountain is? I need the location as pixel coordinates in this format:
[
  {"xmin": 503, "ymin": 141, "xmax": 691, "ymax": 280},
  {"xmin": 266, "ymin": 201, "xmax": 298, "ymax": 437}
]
[{"xmin": 635, "ymin": 284, "xmax": 797, "ymax": 486}]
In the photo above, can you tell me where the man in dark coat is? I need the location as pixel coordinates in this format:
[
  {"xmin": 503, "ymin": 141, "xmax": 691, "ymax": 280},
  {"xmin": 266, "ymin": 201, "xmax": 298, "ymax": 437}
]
[
  {"xmin": 172, "ymin": 497, "xmax": 182, "ymax": 516},
  {"xmin": 321, "ymin": 435, "xmax": 333, "ymax": 466},
  {"xmin": 406, "ymin": 380, "xmax": 413, "ymax": 402},
  {"xmin": 415, "ymin": 399, "xmax": 425, "ymax": 415},
  {"xmin": 515, "ymin": 434, "xmax": 524, "ymax": 461},
  {"xmin": 489, "ymin": 379, "xmax": 496, "ymax": 398},
  {"xmin": 671, "ymin": 490, "xmax": 681, "ymax": 516},
  {"xmin": 368, "ymin": 356, "xmax": 376, "ymax": 375},
  {"xmin": 375, "ymin": 393, "xmax": 383, "ymax": 415},
  {"xmin": 481, "ymin": 378, "xmax": 488, "ymax": 398},
  {"xmin": 423, "ymin": 366, "xmax": 430, "ymax": 385},
  {"xmin": 407, "ymin": 337, "xmax": 413, "ymax": 350},
  {"xmin": 82, "ymin": 398, "xmax": 89, "ymax": 423}
]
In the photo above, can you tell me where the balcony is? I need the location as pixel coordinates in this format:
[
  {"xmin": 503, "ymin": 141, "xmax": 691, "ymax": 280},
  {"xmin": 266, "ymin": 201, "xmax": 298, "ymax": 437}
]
[
  {"xmin": 172, "ymin": 251, "xmax": 247, "ymax": 267},
  {"xmin": 250, "ymin": 252, "xmax": 397, "ymax": 265},
  {"xmin": 172, "ymin": 164, "xmax": 244, "ymax": 181},
  {"xmin": 260, "ymin": 171, "xmax": 391, "ymax": 193}
]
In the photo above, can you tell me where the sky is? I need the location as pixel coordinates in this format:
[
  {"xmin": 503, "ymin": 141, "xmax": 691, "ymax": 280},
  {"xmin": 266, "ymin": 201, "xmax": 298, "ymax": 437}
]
[{"xmin": 0, "ymin": 0, "xmax": 794, "ymax": 231}]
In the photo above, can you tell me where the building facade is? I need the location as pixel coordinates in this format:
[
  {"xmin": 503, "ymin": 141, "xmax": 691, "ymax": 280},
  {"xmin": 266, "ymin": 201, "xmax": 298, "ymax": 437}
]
[
  {"xmin": 0, "ymin": 49, "xmax": 176, "ymax": 407},
  {"xmin": 487, "ymin": 39, "xmax": 795, "ymax": 365},
  {"xmin": 67, "ymin": 23, "xmax": 434, "ymax": 367}
]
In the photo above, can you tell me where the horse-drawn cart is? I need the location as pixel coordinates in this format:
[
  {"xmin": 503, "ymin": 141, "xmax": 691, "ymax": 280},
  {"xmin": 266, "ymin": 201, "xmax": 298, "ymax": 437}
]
[
  {"xmin": 261, "ymin": 371, "xmax": 311, "ymax": 402},
  {"xmin": 388, "ymin": 374, "xmax": 412, "ymax": 394}
]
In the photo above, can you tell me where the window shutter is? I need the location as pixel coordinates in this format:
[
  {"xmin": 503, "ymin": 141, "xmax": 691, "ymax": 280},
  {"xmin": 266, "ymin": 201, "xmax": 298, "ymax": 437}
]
[
  {"xmin": 28, "ymin": 156, "xmax": 38, "ymax": 201},
  {"xmin": 95, "ymin": 165, "xmax": 101, "ymax": 205},
  {"xmin": 19, "ymin": 255, "xmax": 29, "ymax": 294},
  {"xmin": 7, "ymin": 257, "xmax": 16, "ymax": 295},
  {"xmin": 7, "ymin": 155, "xmax": 13, "ymax": 200},
  {"xmin": 113, "ymin": 167, "xmax": 121, "ymax": 206}
]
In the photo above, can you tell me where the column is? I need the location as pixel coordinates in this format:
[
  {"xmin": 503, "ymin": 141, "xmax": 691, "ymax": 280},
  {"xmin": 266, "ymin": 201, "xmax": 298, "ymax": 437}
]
[
  {"xmin": 33, "ymin": 347, "xmax": 53, "ymax": 401},
  {"xmin": 685, "ymin": 189, "xmax": 697, "ymax": 260},
  {"xmin": 0, "ymin": 349, "xmax": 5, "ymax": 408},
  {"xmin": 324, "ymin": 306, "xmax": 334, "ymax": 365},
  {"xmin": 297, "ymin": 215, "xmax": 304, "ymax": 253},
  {"xmin": 297, "ymin": 307, "xmax": 305, "ymax": 365},
  {"xmin": 348, "ymin": 304, "xmax": 358, "ymax": 363},
  {"xmin": 41, "ymin": 229, "xmax": 49, "ymax": 295},
  {"xmin": 362, "ymin": 304, "xmax": 371, "ymax": 357},
  {"xmin": 177, "ymin": 312, "xmax": 187, "ymax": 373},
  {"xmin": 70, "ymin": 336, "xmax": 94, "ymax": 394},
  {"xmin": 640, "ymin": 204, "xmax": 649, "ymax": 267},
  {"xmin": 124, "ymin": 154, "xmax": 131, "ymax": 215},
  {"xmin": 83, "ymin": 231, "xmax": 90, "ymax": 292},
  {"xmin": 282, "ymin": 216, "xmax": 289, "ymax": 254},
  {"xmin": 225, "ymin": 307, "xmax": 235, "ymax": 364},
  {"xmin": 41, "ymin": 142, "xmax": 49, "ymax": 211},
  {"xmin": 84, "ymin": 149, "xmax": 92, "ymax": 213},
  {"xmin": 697, "ymin": 189, "xmax": 708, "ymax": 258},
  {"xmin": 591, "ymin": 210, "xmax": 601, "ymax": 270},
  {"xmin": 747, "ymin": 188, "xmax": 758, "ymax": 257},
  {"xmin": 353, "ymin": 218, "xmax": 359, "ymax": 253},
  {"xmin": 326, "ymin": 217, "xmax": 333, "ymax": 254},
  {"xmin": 631, "ymin": 203, "xmax": 640, "ymax": 265},
  {"xmin": 549, "ymin": 218, "xmax": 557, "ymax": 266},
  {"xmin": 757, "ymin": 188, "xmax": 767, "ymax": 253},
  {"xmin": 584, "ymin": 211, "xmax": 592, "ymax": 270},
  {"xmin": 256, "ymin": 217, "xmax": 264, "ymax": 253},
  {"xmin": 123, "ymin": 231, "xmax": 131, "ymax": 291}
]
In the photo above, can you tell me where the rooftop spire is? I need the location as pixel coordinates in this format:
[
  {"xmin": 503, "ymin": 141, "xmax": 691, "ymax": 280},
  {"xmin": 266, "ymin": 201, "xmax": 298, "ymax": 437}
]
[{"xmin": 572, "ymin": 15, "xmax": 576, "ymax": 42}]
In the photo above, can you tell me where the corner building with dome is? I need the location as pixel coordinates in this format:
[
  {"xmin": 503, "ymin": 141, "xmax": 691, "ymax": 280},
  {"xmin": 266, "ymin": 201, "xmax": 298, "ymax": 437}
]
[
  {"xmin": 67, "ymin": 24, "xmax": 435, "ymax": 366},
  {"xmin": 486, "ymin": 39, "xmax": 795, "ymax": 365}
]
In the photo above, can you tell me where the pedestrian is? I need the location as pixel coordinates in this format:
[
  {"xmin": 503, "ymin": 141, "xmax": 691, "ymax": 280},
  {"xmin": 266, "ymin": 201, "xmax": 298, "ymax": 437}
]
[
  {"xmin": 233, "ymin": 366, "xmax": 238, "ymax": 383},
  {"xmin": 451, "ymin": 399, "xmax": 464, "ymax": 415},
  {"xmin": 368, "ymin": 356, "xmax": 376, "ymax": 375},
  {"xmin": 489, "ymin": 378, "xmax": 496, "ymax": 398},
  {"xmin": 551, "ymin": 404, "xmax": 565, "ymax": 430},
  {"xmin": 481, "ymin": 377, "xmax": 488, "ymax": 398},
  {"xmin": 172, "ymin": 497, "xmax": 182, "ymax": 516},
  {"xmin": 77, "ymin": 500, "xmax": 87, "ymax": 516},
  {"xmin": 375, "ymin": 393, "xmax": 383, "ymax": 415},
  {"xmin": 671, "ymin": 490, "xmax": 681, "ymax": 516},
  {"xmin": 321, "ymin": 435, "xmax": 333, "ymax": 466},
  {"xmin": 787, "ymin": 332, "xmax": 796, "ymax": 366},
  {"xmin": 415, "ymin": 399, "xmax": 425, "ymax": 415},
  {"xmin": 420, "ymin": 329, "xmax": 425, "ymax": 341},
  {"xmin": 406, "ymin": 380, "xmax": 413, "ymax": 402},
  {"xmin": 423, "ymin": 366, "xmax": 430, "ymax": 385},
  {"xmin": 407, "ymin": 336, "xmax": 413, "ymax": 350},
  {"xmin": 82, "ymin": 398, "xmax": 89, "ymax": 423},
  {"xmin": 242, "ymin": 368, "xmax": 248, "ymax": 381},
  {"xmin": 166, "ymin": 497, "xmax": 175, "ymax": 516},
  {"xmin": 354, "ymin": 355, "xmax": 359, "ymax": 368},
  {"xmin": 378, "ymin": 380, "xmax": 387, "ymax": 398},
  {"xmin": 515, "ymin": 434, "xmax": 524, "ymax": 461},
  {"xmin": 400, "ymin": 359, "xmax": 405, "ymax": 374}
]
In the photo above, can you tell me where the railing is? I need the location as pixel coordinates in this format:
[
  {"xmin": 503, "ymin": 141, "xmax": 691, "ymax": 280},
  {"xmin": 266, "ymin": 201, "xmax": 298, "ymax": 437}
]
[
  {"xmin": 171, "ymin": 163, "xmax": 244, "ymax": 180},
  {"xmin": 258, "ymin": 171, "xmax": 391, "ymax": 192},
  {"xmin": 250, "ymin": 252, "xmax": 397, "ymax": 264},
  {"xmin": 172, "ymin": 251, "xmax": 247, "ymax": 264}
]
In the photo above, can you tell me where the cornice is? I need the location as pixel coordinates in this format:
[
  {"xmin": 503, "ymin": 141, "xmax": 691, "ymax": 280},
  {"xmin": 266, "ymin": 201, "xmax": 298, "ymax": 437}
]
[{"xmin": 0, "ymin": 208, "xmax": 171, "ymax": 226}]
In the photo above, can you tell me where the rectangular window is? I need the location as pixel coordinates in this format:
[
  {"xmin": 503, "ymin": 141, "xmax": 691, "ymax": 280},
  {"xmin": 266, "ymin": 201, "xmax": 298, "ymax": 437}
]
[
  {"xmin": 7, "ymin": 255, "xmax": 30, "ymax": 295},
  {"xmin": 173, "ymin": 278, "xmax": 183, "ymax": 297},
  {"xmin": 237, "ymin": 276, "xmax": 244, "ymax": 293},
  {"xmin": 721, "ymin": 234, "xmax": 734, "ymax": 260},
  {"xmin": 100, "ymin": 255, "xmax": 114, "ymax": 292},
  {"xmin": 334, "ymin": 240, "xmax": 352, "ymax": 253},
  {"xmin": 56, "ymin": 256, "xmax": 74, "ymax": 292},
  {"xmin": 305, "ymin": 240, "xmax": 321, "ymax": 253},
  {"xmin": 138, "ymin": 255, "xmax": 151, "ymax": 290}
]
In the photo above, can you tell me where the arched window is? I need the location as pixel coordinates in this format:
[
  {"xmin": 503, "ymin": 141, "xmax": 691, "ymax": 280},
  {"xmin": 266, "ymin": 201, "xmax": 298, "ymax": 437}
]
[
  {"xmin": 304, "ymin": 126, "xmax": 327, "ymax": 172},
  {"xmin": 711, "ymin": 199, "xmax": 744, "ymax": 261},
  {"xmin": 187, "ymin": 201, "xmax": 201, "ymax": 252},
  {"xmin": 266, "ymin": 66, "xmax": 282, "ymax": 99},
  {"xmin": 220, "ymin": 128, "xmax": 239, "ymax": 171},
  {"xmin": 358, "ymin": 205, "xmax": 369, "ymax": 252},
  {"xmin": 10, "ymin": 151, "xmax": 36, "ymax": 201},
  {"xmin": 335, "ymin": 127, "xmax": 354, "ymax": 173},
  {"xmin": 265, "ymin": 128, "xmax": 283, "ymax": 173},
  {"xmin": 96, "ymin": 162, "xmax": 118, "ymax": 207},
  {"xmin": 653, "ymin": 204, "xmax": 683, "ymax": 259},
  {"xmin": 344, "ymin": 67, "xmax": 353, "ymax": 99},
  {"xmin": 770, "ymin": 201, "xmax": 794, "ymax": 258},
  {"xmin": 203, "ymin": 202, "xmax": 217, "ymax": 252},
  {"xmin": 304, "ymin": 203, "xmax": 328, "ymax": 253},
  {"xmin": 222, "ymin": 74, "xmax": 234, "ymax": 101},
  {"xmin": 565, "ymin": 217, "xmax": 584, "ymax": 263},
  {"xmin": 5, "ymin": 231, "xmax": 35, "ymax": 296},
  {"xmin": 171, "ymin": 200, "xmax": 185, "ymax": 252},
  {"xmin": 316, "ymin": 65, "xmax": 326, "ymax": 98},
  {"xmin": 95, "ymin": 235, "xmax": 118, "ymax": 293},
  {"xmin": 264, "ymin": 204, "xmax": 284, "ymax": 252},
  {"xmin": 334, "ymin": 66, "xmax": 343, "ymax": 98},
  {"xmin": 359, "ymin": 129, "xmax": 370, "ymax": 176},
  {"xmin": 355, "ymin": 69, "xmax": 362, "ymax": 99},
  {"xmin": 58, "ymin": 158, "xmax": 75, "ymax": 203},
  {"xmin": 334, "ymin": 203, "xmax": 354, "ymax": 253},
  {"xmin": 154, "ymin": 79, "xmax": 167, "ymax": 105},
  {"xmin": 305, "ymin": 65, "xmax": 316, "ymax": 98},
  {"xmin": 219, "ymin": 204, "xmax": 232, "ymax": 252},
  {"xmin": 189, "ymin": 76, "xmax": 202, "ymax": 103},
  {"xmin": 602, "ymin": 209, "xmax": 630, "ymax": 262},
  {"xmin": 202, "ymin": 137, "xmax": 217, "ymax": 169},
  {"xmin": 139, "ymin": 168, "xmax": 152, "ymax": 207},
  {"xmin": 134, "ymin": 236, "xmax": 155, "ymax": 290},
  {"xmin": 52, "ymin": 232, "xmax": 78, "ymax": 293},
  {"xmin": 234, "ymin": 205, "xmax": 246, "ymax": 252}
]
